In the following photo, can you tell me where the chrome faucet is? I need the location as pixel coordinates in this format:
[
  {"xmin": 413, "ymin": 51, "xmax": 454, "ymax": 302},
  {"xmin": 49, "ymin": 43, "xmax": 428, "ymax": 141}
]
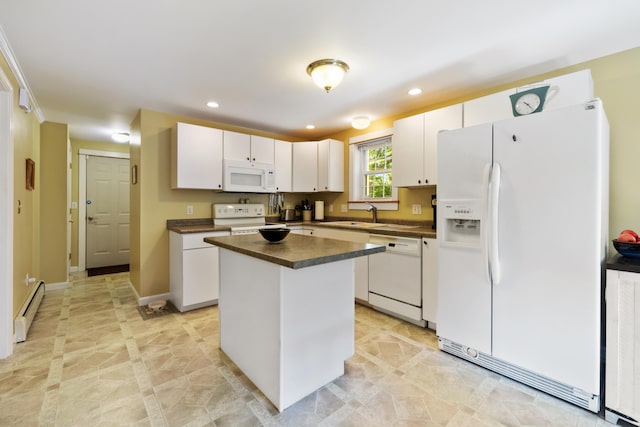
[{"xmin": 366, "ymin": 203, "xmax": 378, "ymax": 223}]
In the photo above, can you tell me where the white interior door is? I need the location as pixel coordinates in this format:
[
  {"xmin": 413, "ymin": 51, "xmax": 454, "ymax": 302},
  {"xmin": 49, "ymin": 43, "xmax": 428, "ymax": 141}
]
[{"xmin": 86, "ymin": 156, "xmax": 130, "ymax": 269}]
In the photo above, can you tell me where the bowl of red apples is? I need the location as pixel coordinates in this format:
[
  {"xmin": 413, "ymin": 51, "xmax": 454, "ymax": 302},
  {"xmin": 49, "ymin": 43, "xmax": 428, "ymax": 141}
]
[{"xmin": 613, "ymin": 229, "xmax": 640, "ymax": 258}]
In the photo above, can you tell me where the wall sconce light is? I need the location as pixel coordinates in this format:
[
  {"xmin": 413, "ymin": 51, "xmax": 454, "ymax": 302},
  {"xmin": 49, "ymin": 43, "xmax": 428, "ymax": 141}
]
[
  {"xmin": 351, "ymin": 116, "xmax": 370, "ymax": 130},
  {"xmin": 307, "ymin": 59, "xmax": 349, "ymax": 93}
]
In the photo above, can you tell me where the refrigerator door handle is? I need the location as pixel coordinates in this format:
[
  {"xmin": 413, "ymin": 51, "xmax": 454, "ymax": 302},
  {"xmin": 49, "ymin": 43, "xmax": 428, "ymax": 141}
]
[
  {"xmin": 481, "ymin": 163, "xmax": 492, "ymax": 285},
  {"xmin": 489, "ymin": 163, "xmax": 501, "ymax": 285}
]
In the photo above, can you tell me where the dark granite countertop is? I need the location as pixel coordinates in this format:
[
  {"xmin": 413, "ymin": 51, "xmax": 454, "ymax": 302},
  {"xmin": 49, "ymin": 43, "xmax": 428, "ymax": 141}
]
[
  {"xmin": 606, "ymin": 253, "xmax": 640, "ymax": 274},
  {"xmin": 204, "ymin": 234, "xmax": 385, "ymax": 269},
  {"xmin": 167, "ymin": 217, "xmax": 437, "ymax": 239}
]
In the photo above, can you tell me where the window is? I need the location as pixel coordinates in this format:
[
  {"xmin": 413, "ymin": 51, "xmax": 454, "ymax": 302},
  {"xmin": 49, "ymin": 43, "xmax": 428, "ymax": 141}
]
[{"xmin": 349, "ymin": 129, "xmax": 398, "ymax": 210}]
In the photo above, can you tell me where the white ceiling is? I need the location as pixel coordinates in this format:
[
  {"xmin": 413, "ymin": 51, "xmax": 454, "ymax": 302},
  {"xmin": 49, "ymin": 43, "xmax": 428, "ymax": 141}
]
[{"xmin": 1, "ymin": 1, "xmax": 639, "ymax": 143}]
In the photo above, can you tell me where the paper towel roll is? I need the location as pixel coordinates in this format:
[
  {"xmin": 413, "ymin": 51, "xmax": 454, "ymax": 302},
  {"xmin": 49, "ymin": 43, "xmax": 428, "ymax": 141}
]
[{"xmin": 315, "ymin": 201, "xmax": 324, "ymax": 220}]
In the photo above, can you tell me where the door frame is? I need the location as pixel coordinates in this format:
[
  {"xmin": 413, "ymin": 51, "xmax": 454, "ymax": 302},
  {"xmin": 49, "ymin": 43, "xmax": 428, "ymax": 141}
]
[
  {"xmin": 0, "ymin": 67, "xmax": 14, "ymax": 358},
  {"xmin": 78, "ymin": 149, "xmax": 129, "ymax": 272}
]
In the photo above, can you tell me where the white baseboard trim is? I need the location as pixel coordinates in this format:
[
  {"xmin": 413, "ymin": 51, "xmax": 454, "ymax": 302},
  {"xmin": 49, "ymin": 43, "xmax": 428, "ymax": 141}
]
[
  {"xmin": 69, "ymin": 266, "xmax": 79, "ymax": 273},
  {"xmin": 128, "ymin": 281, "xmax": 170, "ymax": 307},
  {"xmin": 45, "ymin": 282, "xmax": 69, "ymax": 291}
]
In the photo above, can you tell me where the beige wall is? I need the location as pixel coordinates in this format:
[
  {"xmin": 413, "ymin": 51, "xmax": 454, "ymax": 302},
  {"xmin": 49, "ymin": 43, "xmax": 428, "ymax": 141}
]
[
  {"xmin": 39, "ymin": 122, "xmax": 69, "ymax": 286},
  {"xmin": 131, "ymin": 46, "xmax": 640, "ymax": 299},
  {"xmin": 68, "ymin": 139, "xmax": 129, "ymax": 267},
  {"xmin": 2, "ymin": 53, "xmax": 42, "ymax": 318}
]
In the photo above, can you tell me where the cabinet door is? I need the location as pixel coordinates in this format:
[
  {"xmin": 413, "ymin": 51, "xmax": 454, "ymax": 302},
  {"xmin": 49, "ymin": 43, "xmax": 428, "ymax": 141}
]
[
  {"xmin": 392, "ymin": 114, "xmax": 424, "ymax": 187},
  {"xmin": 274, "ymin": 140, "xmax": 292, "ymax": 192},
  {"xmin": 463, "ymin": 89, "xmax": 515, "ymax": 127},
  {"xmin": 318, "ymin": 139, "xmax": 344, "ymax": 192},
  {"xmin": 422, "ymin": 238, "xmax": 437, "ymax": 323},
  {"xmin": 223, "ymin": 130, "xmax": 251, "ymax": 162},
  {"xmin": 423, "ymin": 104, "xmax": 462, "ymax": 186},
  {"xmin": 251, "ymin": 135, "xmax": 275, "ymax": 164},
  {"xmin": 172, "ymin": 123, "xmax": 223, "ymax": 190},
  {"xmin": 182, "ymin": 246, "xmax": 219, "ymax": 305},
  {"xmin": 292, "ymin": 142, "xmax": 318, "ymax": 192}
]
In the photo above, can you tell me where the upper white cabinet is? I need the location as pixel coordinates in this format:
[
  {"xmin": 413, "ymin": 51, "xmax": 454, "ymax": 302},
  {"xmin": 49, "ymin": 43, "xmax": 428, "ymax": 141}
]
[
  {"xmin": 463, "ymin": 89, "xmax": 516, "ymax": 128},
  {"xmin": 292, "ymin": 142, "xmax": 318, "ymax": 192},
  {"xmin": 292, "ymin": 140, "xmax": 344, "ymax": 192},
  {"xmin": 274, "ymin": 140, "xmax": 292, "ymax": 192},
  {"xmin": 223, "ymin": 131, "xmax": 275, "ymax": 164},
  {"xmin": 171, "ymin": 122, "xmax": 223, "ymax": 190},
  {"xmin": 318, "ymin": 139, "xmax": 344, "ymax": 192},
  {"xmin": 463, "ymin": 70, "xmax": 594, "ymax": 127},
  {"xmin": 393, "ymin": 104, "xmax": 462, "ymax": 187}
]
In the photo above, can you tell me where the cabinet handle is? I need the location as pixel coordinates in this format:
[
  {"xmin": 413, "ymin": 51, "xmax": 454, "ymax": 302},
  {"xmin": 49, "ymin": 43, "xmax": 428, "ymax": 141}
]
[
  {"xmin": 418, "ymin": 179, "xmax": 421, "ymax": 184},
  {"xmin": 424, "ymin": 179, "xmax": 429, "ymax": 184},
  {"xmin": 246, "ymin": 156, "xmax": 250, "ymax": 161}
]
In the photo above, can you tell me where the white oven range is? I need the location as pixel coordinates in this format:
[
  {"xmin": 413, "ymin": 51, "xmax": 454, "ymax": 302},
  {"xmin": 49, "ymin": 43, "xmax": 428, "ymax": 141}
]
[{"xmin": 212, "ymin": 203, "xmax": 284, "ymax": 235}]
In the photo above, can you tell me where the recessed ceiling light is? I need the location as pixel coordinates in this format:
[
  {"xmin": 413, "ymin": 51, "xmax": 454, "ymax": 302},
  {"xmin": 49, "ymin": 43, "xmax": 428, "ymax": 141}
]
[
  {"xmin": 206, "ymin": 101, "xmax": 219, "ymax": 108},
  {"xmin": 111, "ymin": 132, "xmax": 130, "ymax": 143},
  {"xmin": 306, "ymin": 124, "xmax": 315, "ymax": 129},
  {"xmin": 408, "ymin": 88, "xmax": 422, "ymax": 96}
]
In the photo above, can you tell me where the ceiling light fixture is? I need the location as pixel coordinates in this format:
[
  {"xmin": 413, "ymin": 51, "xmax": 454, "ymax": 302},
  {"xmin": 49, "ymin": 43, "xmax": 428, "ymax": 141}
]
[
  {"xmin": 408, "ymin": 88, "xmax": 422, "ymax": 96},
  {"xmin": 206, "ymin": 101, "xmax": 219, "ymax": 108},
  {"xmin": 306, "ymin": 124, "xmax": 316, "ymax": 130},
  {"xmin": 351, "ymin": 116, "xmax": 370, "ymax": 130},
  {"xmin": 306, "ymin": 59, "xmax": 349, "ymax": 93},
  {"xmin": 111, "ymin": 132, "xmax": 130, "ymax": 143}
]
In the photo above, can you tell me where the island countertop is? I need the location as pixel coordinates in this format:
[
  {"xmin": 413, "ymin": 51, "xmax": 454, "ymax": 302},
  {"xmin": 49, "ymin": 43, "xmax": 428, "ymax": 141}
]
[{"xmin": 204, "ymin": 234, "xmax": 385, "ymax": 269}]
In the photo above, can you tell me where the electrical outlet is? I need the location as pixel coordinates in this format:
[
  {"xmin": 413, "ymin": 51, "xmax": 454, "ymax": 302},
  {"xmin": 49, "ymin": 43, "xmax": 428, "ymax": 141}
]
[
  {"xmin": 412, "ymin": 204, "xmax": 422, "ymax": 215},
  {"xmin": 341, "ymin": 204, "xmax": 348, "ymax": 213},
  {"xmin": 186, "ymin": 205, "xmax": 193, "ymax": 215},
  {"xmin": 328, "ymin": 204, "xmax": 333, "ymax": 213}
]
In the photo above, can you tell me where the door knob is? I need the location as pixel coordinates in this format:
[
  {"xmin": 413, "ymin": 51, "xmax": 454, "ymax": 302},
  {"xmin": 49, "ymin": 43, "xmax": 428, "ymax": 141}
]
[{"xmin": 87, "ymin": 216, "xmax": 94, "ymax": 221}]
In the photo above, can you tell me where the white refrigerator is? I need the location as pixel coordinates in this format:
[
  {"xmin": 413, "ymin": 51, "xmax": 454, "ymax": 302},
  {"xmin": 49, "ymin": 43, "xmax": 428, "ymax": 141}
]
[{"xmin": 436, "ymin": 99, "xmax": 609, "ymax": 412}]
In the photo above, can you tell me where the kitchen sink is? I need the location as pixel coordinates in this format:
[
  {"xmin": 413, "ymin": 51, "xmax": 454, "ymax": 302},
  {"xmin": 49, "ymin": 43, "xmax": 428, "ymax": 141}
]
[{"xmin": 321, "ymin": 221, "xmax": 388, "ymax": 229}]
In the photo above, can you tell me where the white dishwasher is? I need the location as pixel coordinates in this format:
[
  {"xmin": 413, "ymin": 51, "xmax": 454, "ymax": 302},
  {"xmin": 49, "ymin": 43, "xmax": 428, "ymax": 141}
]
[{"xmin": 368, "ymin": 234, "xmax": 425, "ymax": 326}]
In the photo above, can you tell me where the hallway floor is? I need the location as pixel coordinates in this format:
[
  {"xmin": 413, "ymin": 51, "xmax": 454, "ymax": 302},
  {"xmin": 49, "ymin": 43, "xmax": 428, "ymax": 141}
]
[{"xmin": 0, "ymin": 272, "xmax": 610, "ymax": 426}]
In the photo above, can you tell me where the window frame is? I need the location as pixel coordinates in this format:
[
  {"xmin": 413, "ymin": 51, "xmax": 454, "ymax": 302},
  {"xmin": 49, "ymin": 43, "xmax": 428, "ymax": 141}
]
[{"xmin": 348, "ymin": 128, "xmax": 398, "ymax": 211}]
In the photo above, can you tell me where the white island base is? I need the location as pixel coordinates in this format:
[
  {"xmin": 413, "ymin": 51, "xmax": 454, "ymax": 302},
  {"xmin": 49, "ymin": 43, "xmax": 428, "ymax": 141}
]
[{"xmin": 218, "ymin": 248, "xmax": 355, "ymax": 412}]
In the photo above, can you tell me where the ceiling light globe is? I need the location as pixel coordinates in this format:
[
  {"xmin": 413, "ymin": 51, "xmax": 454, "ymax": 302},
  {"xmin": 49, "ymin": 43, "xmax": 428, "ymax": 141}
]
[
  {"xmin": 111, "ymin": 132, "xmax": 130, "ymax": 143},
  {"xmin": 307, "ymin": 59, "xmax": 349, "ymax": 93},
  {"xmin": 351, "ymin": 116, "xmax": 370, "ymax": 130}
]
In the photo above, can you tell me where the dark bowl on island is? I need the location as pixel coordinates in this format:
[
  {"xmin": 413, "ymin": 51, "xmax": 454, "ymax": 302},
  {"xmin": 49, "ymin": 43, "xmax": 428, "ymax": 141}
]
[
  {"xmin": 259, "ymin": 227, "xmax": 290, "ymax": 243},
  {"xmin": 613, "ymin": 239, "xmax": 640, "ymax": 258}
]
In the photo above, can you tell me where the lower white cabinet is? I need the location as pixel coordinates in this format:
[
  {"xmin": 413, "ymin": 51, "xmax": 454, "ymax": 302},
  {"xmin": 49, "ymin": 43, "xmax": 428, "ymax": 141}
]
[
  {"xmin": 421, "ymin": 238, "xmax": 437, "ymax": 326},
  {"xmin": 605, "ymin": 268, "xmax": 640, "ymax": 425},
  {"xmin": 311, "ymin": 227, "xmax": 369, "ymax": 302},
  {"xmin": 169, "ymin": 230, "xmax": 229, "ymax": 311}
]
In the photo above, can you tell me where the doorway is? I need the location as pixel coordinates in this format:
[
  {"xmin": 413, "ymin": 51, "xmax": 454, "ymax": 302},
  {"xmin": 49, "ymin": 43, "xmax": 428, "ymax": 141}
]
[{"xmin": 78, "ymin": 150, "xmax": 130, "ymax": 274}]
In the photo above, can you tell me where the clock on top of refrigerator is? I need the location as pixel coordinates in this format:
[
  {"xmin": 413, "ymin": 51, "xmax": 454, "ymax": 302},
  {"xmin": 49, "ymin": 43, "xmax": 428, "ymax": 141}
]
[{"xmin": 509, "ymin": 85, "xmax": 550, "ymax": 116}]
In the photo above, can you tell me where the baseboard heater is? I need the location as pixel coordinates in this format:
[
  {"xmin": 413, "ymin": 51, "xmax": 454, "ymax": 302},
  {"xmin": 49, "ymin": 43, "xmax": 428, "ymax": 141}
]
[{"xmin": 15, "ymin": 280, "xmax": 45, "ymax": 342}]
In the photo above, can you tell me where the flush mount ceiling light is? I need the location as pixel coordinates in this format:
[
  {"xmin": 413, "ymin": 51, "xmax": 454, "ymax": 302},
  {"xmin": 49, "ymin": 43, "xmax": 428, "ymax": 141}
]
[
  {"xmin": 408, "ymin": 88, "xmax": 422, "ymax": 96},
  {"xmin": 351, "ymin": 116, "xmax": 370, "ymax": 130},
  {"xmin": 206, "ymin": 101, "xmax": 219, "ymax": 108},
  {"xmin": 307, "ymin": 59, "xmax": 349, "ymax": 93},
  {"xmin": 111, "ymin": 132, "xmax": 130, "ymax": 143}
]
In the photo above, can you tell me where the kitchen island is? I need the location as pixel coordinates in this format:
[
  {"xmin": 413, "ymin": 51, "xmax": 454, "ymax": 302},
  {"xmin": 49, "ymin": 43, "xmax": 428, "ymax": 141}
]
[{"xmin": 204, "ymin": 233, "xmax": 384, "ymax": 412}]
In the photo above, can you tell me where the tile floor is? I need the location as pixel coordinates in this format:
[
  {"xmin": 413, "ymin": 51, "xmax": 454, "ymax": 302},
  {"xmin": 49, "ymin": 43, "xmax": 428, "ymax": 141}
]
[{"xmin": 0, "ymin": 272, "xmax": 612, "ymax": 426}]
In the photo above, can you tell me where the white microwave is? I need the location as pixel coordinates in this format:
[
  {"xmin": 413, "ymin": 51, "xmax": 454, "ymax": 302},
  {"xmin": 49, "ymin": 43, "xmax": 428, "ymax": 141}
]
[{"xmin": 223, "ymin": 160, "xmax": 276, "ymax": 193}]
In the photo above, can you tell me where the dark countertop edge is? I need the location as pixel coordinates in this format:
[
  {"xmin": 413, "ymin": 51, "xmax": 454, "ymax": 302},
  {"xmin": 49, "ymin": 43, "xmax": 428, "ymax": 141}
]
[
  {"xmin": 204, "ymin": 236, "xmax": 385, "ymax": 269},
  {"xmin": 166, "ymin": 217, "xmax": 437, "ymax": 238},
  {"xmin": 606, "ymin": 253, "xmax": 640, "ymax": 274}
]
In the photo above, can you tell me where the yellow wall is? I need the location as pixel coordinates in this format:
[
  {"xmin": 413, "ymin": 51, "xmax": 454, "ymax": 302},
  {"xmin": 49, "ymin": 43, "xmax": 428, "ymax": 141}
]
[
  {"xmin": 39, "ymin": 122, "xmax": 69, "ymax": 285},
  {"xmin": 2, "ymin": 53, "xmax": 42, "ymax": 319},
  {"xmin": 129, "ymin": 46, "xmax": 640, "ymax": 298},
  {"xmin": 68, "ymin": 139, "xmax": 129, "ymax": 267}
]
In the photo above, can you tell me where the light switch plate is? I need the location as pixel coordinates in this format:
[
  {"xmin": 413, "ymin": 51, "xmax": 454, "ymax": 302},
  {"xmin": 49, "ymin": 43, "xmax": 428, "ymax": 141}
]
[
  {"xmin": 186, "ymin": 205, "xmax": 193, "ymax": 215},
  {"xmin": 329, "ymin": 204, "xmax": 333, "ymax": 213},
  {"xmin": 412, "ymin": 204, "xmax": 422, "ymax": 215},
  {"xmin": 341, "ymin": 204, "xmax": 348, "ymax": 213}
]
